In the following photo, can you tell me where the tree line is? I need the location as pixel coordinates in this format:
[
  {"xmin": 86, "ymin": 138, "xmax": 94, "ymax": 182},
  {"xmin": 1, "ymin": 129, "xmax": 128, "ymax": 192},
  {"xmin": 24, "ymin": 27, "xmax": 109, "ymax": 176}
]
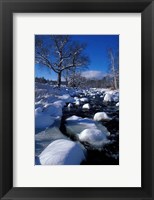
[
  {"xmin": 35, "ymin": 35, "xmax": 119, "ymax": 89},
  {"xmin": 35, "ymin": 74, "xmax": 118, "ymax": 89}
]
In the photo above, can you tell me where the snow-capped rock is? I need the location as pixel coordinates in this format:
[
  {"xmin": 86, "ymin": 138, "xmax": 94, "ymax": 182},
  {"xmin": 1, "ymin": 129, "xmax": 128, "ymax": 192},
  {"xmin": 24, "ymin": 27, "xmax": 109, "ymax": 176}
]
[
  {"xmin": 104, "ymin": 90, "xmax": 119, "ymax": 102},
  {"xmin": 39, "ymin": 139, "xmax": 86, "ymax": 165},
  {"xmin": 82, "ymin": 103, "xmax": 90, "ymax": 110},
  {"xmin": 65, "ymin": 115, "xmax": 110, "ymax": 138},
  {"xmin": 94, "ymin": 112, "xmax": 111, "ymax": 121},
  {"xmin": 80, "ymin": 97, "xmax": 89, "ymax": 103},
  {"xmin": 103, "ymin": 93, "xmax": 112, "ymax": 102},
  {"xmin": 116, "ymin": 102, "xmax": 119, "ymax": 106},
  {"xmin": 68, "ymin": 103, "xmax": 73, "ymax": 108},
  {"xmin": 75, "ymin": 100, "xmax": 81, "ymax": 106},
  {"xmin": 74, "ymin": 97, "xmax": 79, "ymax": 101},
  {"xmin": 79, "ymin": 128, "xmax": 109, "ymax": 148}
]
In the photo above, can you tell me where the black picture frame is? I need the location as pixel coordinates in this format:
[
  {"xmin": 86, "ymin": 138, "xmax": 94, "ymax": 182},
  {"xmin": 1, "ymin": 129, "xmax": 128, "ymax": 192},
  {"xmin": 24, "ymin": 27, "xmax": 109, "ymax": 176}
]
[{"xmin": 0, "ymin": 0, "xmax": 154, "ymax": 199}]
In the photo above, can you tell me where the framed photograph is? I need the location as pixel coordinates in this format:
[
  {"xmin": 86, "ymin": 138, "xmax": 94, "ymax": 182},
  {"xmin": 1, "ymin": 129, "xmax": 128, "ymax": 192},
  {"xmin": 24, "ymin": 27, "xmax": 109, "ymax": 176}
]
[{"xmin": 0, "ymin": 0, "xmax": 154, "ymax": 199}]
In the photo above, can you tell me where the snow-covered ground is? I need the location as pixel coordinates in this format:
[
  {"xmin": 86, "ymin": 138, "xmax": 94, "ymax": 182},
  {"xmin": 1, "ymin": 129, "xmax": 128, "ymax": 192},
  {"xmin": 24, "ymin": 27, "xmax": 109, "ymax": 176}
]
[{"xmin": 35, "ymin": 83, "xmax": 119, "ymax": 165}]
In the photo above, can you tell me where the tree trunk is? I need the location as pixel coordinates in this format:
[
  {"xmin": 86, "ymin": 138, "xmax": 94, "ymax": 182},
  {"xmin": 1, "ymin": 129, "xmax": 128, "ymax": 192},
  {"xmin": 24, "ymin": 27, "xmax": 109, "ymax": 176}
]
[
  {"xmin": 113, "ymin": 76, "xmax": 118, "ymax": 90},
  {"xmin": 57, "ymin": 71, "xmax": 62, "ymax": 87},
  {"xmin": 109, "ymin": 50, "xmax": 118, "ymax": 90},
  {"xmin": 65, "ymin": 77, "xmax": 68, "ymax": 86}
]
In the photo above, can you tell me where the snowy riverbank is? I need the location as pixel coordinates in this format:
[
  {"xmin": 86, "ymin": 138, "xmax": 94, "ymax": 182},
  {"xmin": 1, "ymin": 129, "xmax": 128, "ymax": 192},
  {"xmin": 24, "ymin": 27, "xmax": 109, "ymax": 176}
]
[{"xmin": 35, "ymin": 83, "xmax": 119, "ymax": 165}]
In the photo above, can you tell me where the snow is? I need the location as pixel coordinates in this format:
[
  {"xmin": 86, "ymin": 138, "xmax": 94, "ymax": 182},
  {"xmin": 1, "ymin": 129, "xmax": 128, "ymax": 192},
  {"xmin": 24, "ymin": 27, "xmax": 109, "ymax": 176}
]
[
  {"xmin": 35, "ymin": 83, "xmax": 94, "ymax": 130},
  {"xmin": 43, "ymin": 103, "xmax": 62, "ymax": 117},
  {"xmin": 68, "ymin": 103, "xmax": 73, "ymax": 108},
  {"xmin": 35, "ymin": 83, "xmax": 118, "ymax": 162},
  {"xmin": 111, "ymin": 154, "xmax": 119, "ymax": 159},
  {"xmin": 39, "ymin": 139, "xmax": 86, "ymax": 165},
  {"xmin": 35, "ymin": 127, "xmax": 67, "ymax": 156},
  {"xmin": 80, "ymin": 97, "xmax": 89, "ymax": 103},
  {"xmin": 36, "ymin": 126, "xmax": 67, "ymax": 142},
  {"xmin": 79, "ymin": 128, "xmax": 109, "ymax": 148},
  {"xmin": 82, "ymin": 103, "xmax": 90, "ymax": 110},
  {"xmin": 103, "ymin": 90, "xmax": 119, "ymax": 102},
  {"xmin": 66, "ymin": 115, "xmax": 81, "ymax": 121},
  {"xmin": 35, "ymin": 107, "xmax": 54, "ymax": 130},
  {"xmin": 35, "ymin": 107, "xmax": 43, "ymax": 113},
  {"xmin": 58, "ymin": 94, "xmax": 74, "ymax": 103},
  {"xmin": 35, "ymin": 83, "xmax": 80, "ymax": 105},
  {"xmin": 75, "ymin": 100, "xmax": 81, "ymax": 106},
  {"xmin": 65, "ymin": 115, "xmax": 110, "ymax": 139},
  {"xmin": 103, "ymin": 93, "xmax": 112, "ymax": 102},
  {"xmin": 35, "ymin": 89, "xmax": 48, "ymax": 98},
  {"xmin": 74, "ymin": 97, "xmax": 79, "ymax": 101},
  {"xmin": 116, "ymin": 102, "xmax": 119, "ymax": 106},
  {"xmin": 94, "ymin": 112, "xmax": 111, "ymax": 121},
  {"xmin": 53, "ymin": 100, "xmax": 66, "ymax": 107}
]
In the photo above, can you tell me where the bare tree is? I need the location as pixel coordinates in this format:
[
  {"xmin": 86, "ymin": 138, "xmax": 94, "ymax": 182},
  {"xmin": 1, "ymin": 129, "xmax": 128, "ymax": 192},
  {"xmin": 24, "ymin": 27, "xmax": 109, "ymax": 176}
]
[
  {"xmin": 108, "ymin": 48, "xmax": 119, "ymax": 89},
  {"xmin": 35, "ymin": 35, "xmax": 89, "ymax": 87},
  {"xmin": 62, "ymin": 64, "xmax": 87, "ymax": 87},
  {"xmin": 68, "ymin": 72, "xmax": 86, "ymax": 88}
]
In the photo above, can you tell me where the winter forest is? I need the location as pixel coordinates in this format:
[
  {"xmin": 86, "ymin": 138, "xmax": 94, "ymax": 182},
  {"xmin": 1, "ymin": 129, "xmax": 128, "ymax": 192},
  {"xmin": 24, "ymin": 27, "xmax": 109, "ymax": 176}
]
[{"xmin": 35, "ymin": 35, "xmax": 119, "ymax": 165}]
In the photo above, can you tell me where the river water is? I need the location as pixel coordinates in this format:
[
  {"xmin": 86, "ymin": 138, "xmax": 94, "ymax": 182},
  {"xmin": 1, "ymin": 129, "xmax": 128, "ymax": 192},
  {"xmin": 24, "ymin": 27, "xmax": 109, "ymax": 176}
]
[{"xmin": 60, "ymin": 93, "xmax": 119, "ymax": 165}]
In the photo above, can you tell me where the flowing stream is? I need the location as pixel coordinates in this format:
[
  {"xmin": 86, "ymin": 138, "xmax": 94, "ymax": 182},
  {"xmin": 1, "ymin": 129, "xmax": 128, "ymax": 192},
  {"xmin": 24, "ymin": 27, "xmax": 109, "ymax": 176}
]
[{"xmin": 60, "ymin": 94, "xmax": 119, "ymax": 165}]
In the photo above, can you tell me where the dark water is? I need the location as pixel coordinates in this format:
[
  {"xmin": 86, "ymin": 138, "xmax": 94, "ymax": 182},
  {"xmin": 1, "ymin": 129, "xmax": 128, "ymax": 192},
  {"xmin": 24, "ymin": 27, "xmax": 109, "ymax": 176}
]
[{"xmin": 60, "ymin": 94, "xmax": 119, "ymax": 165}]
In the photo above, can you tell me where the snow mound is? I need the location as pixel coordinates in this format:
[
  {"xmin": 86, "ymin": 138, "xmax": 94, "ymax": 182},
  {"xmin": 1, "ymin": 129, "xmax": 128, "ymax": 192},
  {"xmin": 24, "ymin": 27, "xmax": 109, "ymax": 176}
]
[
  {"xmin": 79, "ymin": 128, "xmax": 109, "ymax": 147},
  {"xmin": 82, "ymin": 103, "xmax": 90, "ymax": 110},
  {"xmin": 65, "ymin": 115, "xmax": 110, "ymax": 138},
  {"xmin": 94, "ymin": 112, "xmax": 111, "ymax": 121},
  {"xmin": 66, "ymin": 115, "xmax": 81, "ymax": 121},
  {"xmin": 35, "ymin": 127, "xmax": 67, "ymax": 156},
  {"xmin": 35, "ymin": 108, "xmax": 54, "ymax": 129},
  {"xmin": 53, "ymin": 100, "xmax": 66, "ymax": 108},
  {"xmin": 39, "ymin": 139, "xmax": 86, "ymax": 165},
  {"xmin": 59, "ymin": 94, "xmax": 74, "ymax": 103},
  {"xmin": 103, "ymin": 93, "xmax": 112, "ymax": 102}
]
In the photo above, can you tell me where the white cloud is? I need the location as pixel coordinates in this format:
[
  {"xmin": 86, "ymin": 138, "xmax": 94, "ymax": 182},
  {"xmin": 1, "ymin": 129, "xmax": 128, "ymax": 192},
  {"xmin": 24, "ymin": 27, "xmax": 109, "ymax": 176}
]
[{"xmin": 81, "ymin": 70, "xmax": 105, "ymax": 80}]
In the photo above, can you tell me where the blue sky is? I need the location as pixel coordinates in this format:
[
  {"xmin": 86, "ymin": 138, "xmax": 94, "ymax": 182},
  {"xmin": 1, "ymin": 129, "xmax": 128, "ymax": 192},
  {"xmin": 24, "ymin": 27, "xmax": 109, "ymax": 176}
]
[{"xmin": 35, "ymin": 35, "xmax": 119, "ymax": 80}]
